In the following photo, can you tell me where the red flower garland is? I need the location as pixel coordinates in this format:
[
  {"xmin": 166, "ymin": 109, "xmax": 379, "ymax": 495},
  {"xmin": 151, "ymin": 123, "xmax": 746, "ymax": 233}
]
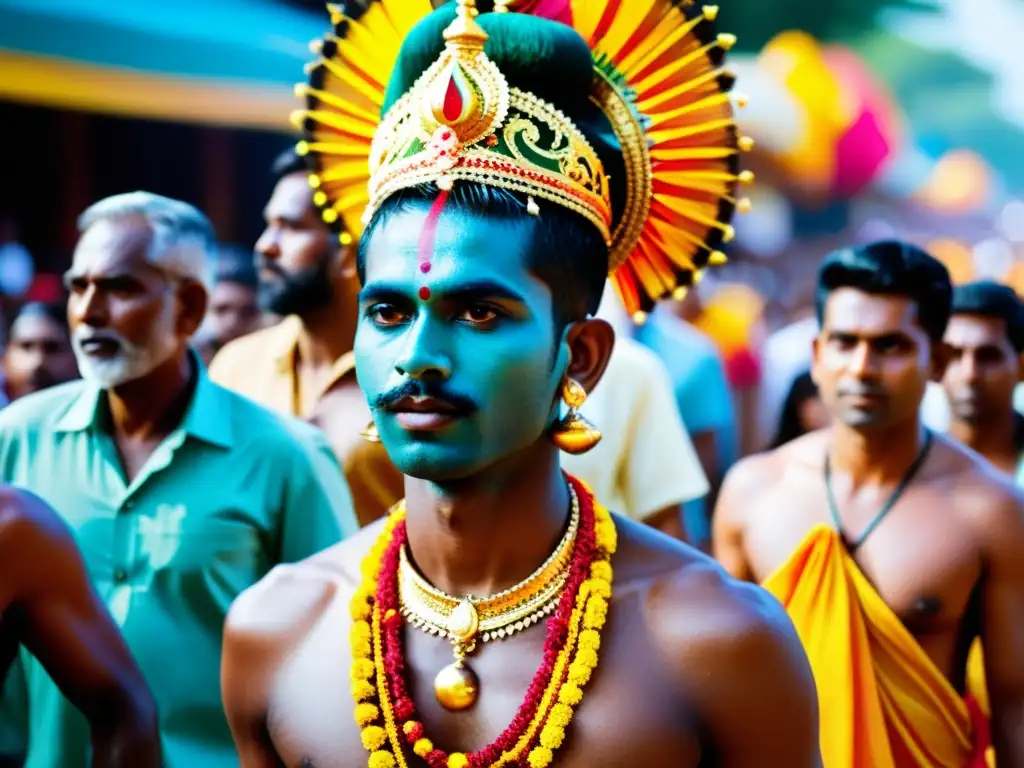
[{"xmin": 374, "ymin": 476, "xmax": 599, "ymax": 767}]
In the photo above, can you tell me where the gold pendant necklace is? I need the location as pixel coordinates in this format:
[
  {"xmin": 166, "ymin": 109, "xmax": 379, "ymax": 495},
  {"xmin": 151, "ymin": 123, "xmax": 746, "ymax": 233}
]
[{"xmin": 398, "ymin": 484, "xmax": 580, "ymax": 711}]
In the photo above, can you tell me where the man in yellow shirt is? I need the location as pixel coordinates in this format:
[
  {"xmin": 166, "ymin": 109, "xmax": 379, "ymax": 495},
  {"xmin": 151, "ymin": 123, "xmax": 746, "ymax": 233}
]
[{"xmin": 210, "ymin": 150, "xmax": 402, "ymax": 526}]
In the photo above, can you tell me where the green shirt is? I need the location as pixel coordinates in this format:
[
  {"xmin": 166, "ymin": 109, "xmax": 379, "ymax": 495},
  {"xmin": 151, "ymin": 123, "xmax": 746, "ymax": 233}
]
[{"xmin": 0, "ymin": 366, "xmax": 358, "ymax": 768}]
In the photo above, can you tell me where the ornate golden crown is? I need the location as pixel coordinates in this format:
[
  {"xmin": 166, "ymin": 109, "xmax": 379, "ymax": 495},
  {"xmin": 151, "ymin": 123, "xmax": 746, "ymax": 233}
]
[
  {"xmin": 364, "ymin": 1, "xmax": 613, "ymax": 242},
  {"xmin": 296, "ymin": 0, "xmax": 750, "ymax": 317}
]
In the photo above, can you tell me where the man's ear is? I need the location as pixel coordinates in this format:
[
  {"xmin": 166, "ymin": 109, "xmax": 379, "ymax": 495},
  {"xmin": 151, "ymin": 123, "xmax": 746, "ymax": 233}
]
[
  {"xmin": 177, "ymin": 281, "xmax": 209, "ymax": 338},
  {"xmin": 930, "ymin": 340, "xmax": 953, "ymax": 383},
  {"xmin": 564, "ymin": 318, "xmax": 615, "ymax": 395}
]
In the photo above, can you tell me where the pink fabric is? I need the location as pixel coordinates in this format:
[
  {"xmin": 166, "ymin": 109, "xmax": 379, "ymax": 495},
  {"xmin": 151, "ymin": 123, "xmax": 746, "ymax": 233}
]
[
  {"xmin": 513, "ymin": 0, "xmax": 573, "ymax": 24},
  {"xmin": 725, "ymin": 348, "xmax": 762, "ymax": 390}
]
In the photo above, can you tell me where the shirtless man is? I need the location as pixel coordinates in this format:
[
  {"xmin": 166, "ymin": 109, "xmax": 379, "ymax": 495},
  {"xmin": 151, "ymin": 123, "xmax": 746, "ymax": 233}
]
[
  {"xmin": 714, "ymin": 241, "xmax": 1024, "ymax": 765},
  {"xmin": 221, "ymin": 2, "xmax": 819, "ymax": 766},
  {"xmin": 0, "ymin": 487, "xmax": 159, "ymax": 767},
  {"xmin": 942, "ymin": 280, "xmax": 1024, "ymax": 477}
]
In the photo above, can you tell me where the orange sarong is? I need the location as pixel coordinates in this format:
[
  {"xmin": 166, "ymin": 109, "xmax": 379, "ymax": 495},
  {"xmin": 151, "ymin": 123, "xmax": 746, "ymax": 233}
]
[{"xmin": 763, "ymin": 524, "xmax": 992, "ymax": 768}]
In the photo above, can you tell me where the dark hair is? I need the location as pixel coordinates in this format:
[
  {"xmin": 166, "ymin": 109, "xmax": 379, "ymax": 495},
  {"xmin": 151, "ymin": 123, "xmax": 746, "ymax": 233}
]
[
  {"xmin": 213, "ymin": 246, "xmax": 259, "ymax": 289},
  {"xmin": 950, "ymin": 280, "xmax": 1024, "ymax": 352},
  {"xmin": 772, "ymin": 371, "xmax": 820, "ymax": 448},
  {"xmin": 271, "ymin": 147, "xmax": 307, "ymax": 183},
  {"xmin": 815, "ymin": 240, "xmax": 952, "ymax": 343},
  {"xmin": 358, "ymin": 182, "xmax": 608, "ymax": 330},
  {"xmin": 8, "ymin": 302, "xmax": 67, "ymax": 339}
]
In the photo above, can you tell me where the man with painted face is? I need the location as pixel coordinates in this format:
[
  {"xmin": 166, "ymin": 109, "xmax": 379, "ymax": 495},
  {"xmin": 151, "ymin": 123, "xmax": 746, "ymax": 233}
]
[
  {"xmin": 714, "ymin": 242, "xmax": 1024, "ymax": 766},
  {"xmin": 942, "ymin": 281, "xmax": 1024, "ymax": 479},
  {"xmin": 222, "ymin": 2, "xmax": 819, "ymax": 766},
  {"xmin": 210, "ymin": 149, "xmax": 404, "ymax": 527},
  {"xmin": 2, "ymin": 302, "xmax": 79, "ymax": 402},
  {"xmin": 0, "ymin": 192, "xmax": 358, "ymax": 767}
]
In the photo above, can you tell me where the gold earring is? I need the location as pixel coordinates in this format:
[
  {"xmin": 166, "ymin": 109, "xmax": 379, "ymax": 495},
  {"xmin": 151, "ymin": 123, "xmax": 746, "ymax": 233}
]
[
  {"xmin": 361, "ymin": 420, "xmax": 381, "ymax": 443},
  {"xmin": 550, "ymin": 378, "xmax": 601, "ymax": 454}
]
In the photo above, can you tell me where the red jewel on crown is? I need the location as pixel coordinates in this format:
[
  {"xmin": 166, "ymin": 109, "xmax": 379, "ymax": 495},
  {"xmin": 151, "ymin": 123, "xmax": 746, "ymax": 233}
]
[{"xmin": 430, "ymin": 127, "xmax": 459, "ymax": 154}]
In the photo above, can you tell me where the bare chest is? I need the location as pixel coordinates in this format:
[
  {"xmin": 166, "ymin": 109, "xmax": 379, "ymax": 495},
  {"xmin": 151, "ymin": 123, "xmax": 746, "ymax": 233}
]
[
  {"xmin": 744, "ymin": 483, "xmax": 982, "ymax": 628},
  {"xmin": 267, "ymin": 593, "xmax": 702, "ymax": 768}
]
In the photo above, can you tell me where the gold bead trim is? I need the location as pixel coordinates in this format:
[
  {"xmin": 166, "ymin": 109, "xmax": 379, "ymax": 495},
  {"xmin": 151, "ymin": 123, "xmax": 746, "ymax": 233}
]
[{"xmin": 591, "ymin": 68, "xmax": 653, "ymax": 274}]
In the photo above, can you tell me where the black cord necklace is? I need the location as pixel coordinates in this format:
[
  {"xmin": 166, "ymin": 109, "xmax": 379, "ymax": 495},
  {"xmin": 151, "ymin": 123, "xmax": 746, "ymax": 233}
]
[{"xmin": 824, "ymin": 430, "xmax": 934, "ymax": 553}]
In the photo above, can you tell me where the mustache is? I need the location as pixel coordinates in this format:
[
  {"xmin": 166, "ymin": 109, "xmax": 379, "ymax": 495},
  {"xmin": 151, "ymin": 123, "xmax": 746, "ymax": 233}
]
[
  {"xmin": 72, "ymin": 328, "xmax": 126, "ymax": 348},
  {"xmin": 373, "ymin": 379, "xmax": 478, "ymax": 415},
  {"xmin": 258, "ymin": 259, "xmax": 288, "ymax": 280},
  {"xmin": 836, "ymin": 381, "xmax": 888, "ymax": 398}
]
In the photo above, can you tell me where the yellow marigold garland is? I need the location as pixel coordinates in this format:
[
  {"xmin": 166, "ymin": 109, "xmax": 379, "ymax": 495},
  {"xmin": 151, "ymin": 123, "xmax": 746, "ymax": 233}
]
[
  {"xmin": 350, "ymin": 484, "xmax": 617, "ymax": 767},
  {"xmin": 350, "ymin": 510, "xmax": 406, "ymax": 768}
]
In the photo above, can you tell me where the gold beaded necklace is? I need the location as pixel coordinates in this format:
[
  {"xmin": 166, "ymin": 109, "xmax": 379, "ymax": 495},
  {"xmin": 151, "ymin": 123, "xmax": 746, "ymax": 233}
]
[{"xmin": 397, "ymin": 484, "xmax": 580, "ymax": 710}]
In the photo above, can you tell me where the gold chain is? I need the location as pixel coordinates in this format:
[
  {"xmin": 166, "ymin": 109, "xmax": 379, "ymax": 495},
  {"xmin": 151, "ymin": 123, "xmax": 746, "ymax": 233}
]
[{"xmin": 399, "ymin": 483, "xmax": 579, "ymax": 650}]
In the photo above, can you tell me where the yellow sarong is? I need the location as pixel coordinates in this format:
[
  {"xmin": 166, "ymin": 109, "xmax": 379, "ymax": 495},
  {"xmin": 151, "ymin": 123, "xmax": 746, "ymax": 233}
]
[{"xmin": 763, "ymin": 524, "xmax": 992, "ymax": 768}]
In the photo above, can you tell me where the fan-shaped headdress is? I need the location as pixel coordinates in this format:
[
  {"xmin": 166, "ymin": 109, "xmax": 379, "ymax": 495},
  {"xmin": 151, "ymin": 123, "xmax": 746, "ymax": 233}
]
[{"xmin": 294, "ymin": 0, "xmax": 751, "ymax": 318}]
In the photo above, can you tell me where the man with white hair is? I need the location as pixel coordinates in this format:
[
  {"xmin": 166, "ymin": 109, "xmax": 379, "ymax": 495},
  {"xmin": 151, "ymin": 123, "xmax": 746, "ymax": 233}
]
[{"xmin": 0, "ymin": 192, "xmax": 359, "ymax": 767}]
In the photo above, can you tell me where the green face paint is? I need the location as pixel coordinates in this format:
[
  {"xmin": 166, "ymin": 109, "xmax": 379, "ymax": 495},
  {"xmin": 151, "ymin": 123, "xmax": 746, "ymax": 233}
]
[{"xmin": 356, "ymin": 203, "xmax": 568, "ymax": 481}]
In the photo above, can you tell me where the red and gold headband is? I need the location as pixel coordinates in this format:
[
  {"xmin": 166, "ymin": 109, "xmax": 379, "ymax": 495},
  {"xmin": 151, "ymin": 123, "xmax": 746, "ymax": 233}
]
[{"xmin": 365, "ymin": 2, "xmax": 613, "ymax": 244}]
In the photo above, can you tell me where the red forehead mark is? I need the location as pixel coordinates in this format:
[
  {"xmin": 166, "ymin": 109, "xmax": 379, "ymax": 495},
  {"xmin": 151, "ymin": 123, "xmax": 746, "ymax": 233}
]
[{"xmin": 416, "ymin": 187, "xmax": 451, "ymax": 302}]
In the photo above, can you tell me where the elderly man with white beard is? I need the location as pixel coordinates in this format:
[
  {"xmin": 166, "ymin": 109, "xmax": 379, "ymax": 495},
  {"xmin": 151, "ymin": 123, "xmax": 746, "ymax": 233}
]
[{"xmin": 0, "ymin": 192, "xmax": 358, "ymax": 768}]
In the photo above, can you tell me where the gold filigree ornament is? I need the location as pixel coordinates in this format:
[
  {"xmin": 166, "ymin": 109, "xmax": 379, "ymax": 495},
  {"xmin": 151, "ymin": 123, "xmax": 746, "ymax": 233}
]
[{"xmin": 363, "ymin": 0, "xmax": 613, "ymax": 243}]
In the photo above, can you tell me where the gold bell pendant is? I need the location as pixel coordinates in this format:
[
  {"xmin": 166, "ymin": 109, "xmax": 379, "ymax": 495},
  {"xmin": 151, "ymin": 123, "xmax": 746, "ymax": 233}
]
[
  {"xmin": 550, "ymin": 378, "xmax": 602, "ymax": 455},
  {"xmin": 434, "ymin": 599, "xmax": 481, "ymax": 711}
]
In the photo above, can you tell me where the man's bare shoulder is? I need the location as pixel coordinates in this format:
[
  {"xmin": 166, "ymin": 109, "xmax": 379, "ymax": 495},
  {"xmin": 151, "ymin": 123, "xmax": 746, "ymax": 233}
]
[
  {"xmin": 0, "ymin": 487, "xmax": 73, "ymax": 555},
  {"xmin": 0, "ymin": 487, "xmax": 84, "ymax": 608},
  {"xmin": 614, "ymin": 516, "xmax": 806, "ymax": 671},
  {"xmin": 612, "ymin": 516, "xmax": 815, "ymax": 716},
  {"xmin": 929, "ymin": 433, "xmax": 1024, "ymax": 539},
  {"xmin": 225, "ymin": 520, "xmax": 385, "ymax": 651},
  {"xmin": 648, "ymin": 550, "xmax": 806, "ymax": 682},
  {"xmin": 718, "ymin": 432, "xmax": 826, "ymax": 509}
]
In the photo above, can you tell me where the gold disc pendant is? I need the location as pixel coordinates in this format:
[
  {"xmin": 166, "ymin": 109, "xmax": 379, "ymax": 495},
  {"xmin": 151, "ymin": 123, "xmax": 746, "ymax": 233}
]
[{"xmin": 434, "ymin": 660, "xmax": 479, "ymax": 711}]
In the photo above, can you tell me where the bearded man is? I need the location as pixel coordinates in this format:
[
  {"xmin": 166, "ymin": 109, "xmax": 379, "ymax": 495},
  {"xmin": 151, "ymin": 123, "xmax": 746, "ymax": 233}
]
[
  {"xmin": 221, "ymin": 2, "xmax": 820, "ymax": 766},
  {"xmin": 210, "ymin": 150, "xmax": 404, "ymax": 526},
  {"xmin": 0, "ymin": 192, "xmax": 358, "ymax": 767}
]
